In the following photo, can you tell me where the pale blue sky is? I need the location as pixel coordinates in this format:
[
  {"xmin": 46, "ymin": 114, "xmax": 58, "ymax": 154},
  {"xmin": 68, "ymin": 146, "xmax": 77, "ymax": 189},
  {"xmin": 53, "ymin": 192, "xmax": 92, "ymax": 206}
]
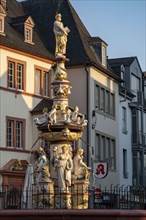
[{"xmin": 70, "ymin": 0, "xmax": 146, "ymax": 71}]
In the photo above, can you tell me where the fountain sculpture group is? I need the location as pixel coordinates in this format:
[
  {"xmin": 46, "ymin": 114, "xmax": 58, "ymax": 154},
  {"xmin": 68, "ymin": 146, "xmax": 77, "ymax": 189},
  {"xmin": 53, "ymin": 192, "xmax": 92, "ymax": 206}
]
[{"xmin": 33, "ymin": 13, "xmax": 90, "ymax": 209}]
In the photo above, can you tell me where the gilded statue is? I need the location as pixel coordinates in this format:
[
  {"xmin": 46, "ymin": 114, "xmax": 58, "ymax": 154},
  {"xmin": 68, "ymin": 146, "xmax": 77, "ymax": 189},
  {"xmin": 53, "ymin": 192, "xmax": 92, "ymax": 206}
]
[
  {"xmin": 53, "ymin": 13, "xmax": 70, "ymax": 57},
  {"xmin": 11, "ymin": 159, "xmax": 23, "ymax": 171}
]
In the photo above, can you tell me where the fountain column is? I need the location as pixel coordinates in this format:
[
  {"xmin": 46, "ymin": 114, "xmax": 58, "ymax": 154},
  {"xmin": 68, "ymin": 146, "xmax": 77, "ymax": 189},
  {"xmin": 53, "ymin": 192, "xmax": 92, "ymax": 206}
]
[{"xmin": 34, "ymin": 13, "xmax": 90, "ymax": 209}]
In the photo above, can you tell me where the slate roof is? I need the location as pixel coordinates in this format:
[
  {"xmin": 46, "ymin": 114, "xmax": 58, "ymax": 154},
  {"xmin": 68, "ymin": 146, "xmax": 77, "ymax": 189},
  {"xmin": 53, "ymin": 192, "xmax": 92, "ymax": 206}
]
[
  {"xmin": 108, "ymin": 56, "xmax": 143, "ymax": 73},
  {"xmin": 1, "ymin": 0, "xmax": 54, "ymax": 60},
  {"xmin": 11, "ymin": 14, "xmax": 30, "ymax": 24},
  {"xmin": 108, "ymin": 57, "xmax": 136, "ymax": 67},
  {"xmin": 20, "ymin": 0, "xmax": 120, "ymax": 81},
  {"xmin": 31, "ymin": 98, "xmax": 53, "ymax": 114}
]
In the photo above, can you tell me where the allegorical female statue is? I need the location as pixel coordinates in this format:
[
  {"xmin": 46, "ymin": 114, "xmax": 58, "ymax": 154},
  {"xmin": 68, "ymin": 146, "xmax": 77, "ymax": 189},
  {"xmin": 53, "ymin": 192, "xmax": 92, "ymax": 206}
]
[
  {"xmin": 34, "ymin": 147, "xmax": 52, "ymax": 184},
  {"xmin": 53, "ymin": 145, "xmax": 73, "ymax": 192},
  {"xmin": 73, "ymin": 148, "xmax": 90, "ymax": 181},
  {"xmin": 53, "ymin": 13, "xmax": 70, "ymax": 57}
]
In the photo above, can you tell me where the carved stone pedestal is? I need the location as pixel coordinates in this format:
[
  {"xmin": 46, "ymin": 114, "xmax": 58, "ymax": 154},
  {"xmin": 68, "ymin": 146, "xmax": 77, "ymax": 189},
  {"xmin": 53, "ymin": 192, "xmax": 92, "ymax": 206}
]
[
  {"xmin": 73, "ymin": 180, "xmax": 89, "ymax": 209},
  {"xmin": 54, "ymin": 192, "xmax": 72, "ymax": 209},
  {"xmin": 33, "ymin": 181, "xmax": 54, "ymax": 209}
]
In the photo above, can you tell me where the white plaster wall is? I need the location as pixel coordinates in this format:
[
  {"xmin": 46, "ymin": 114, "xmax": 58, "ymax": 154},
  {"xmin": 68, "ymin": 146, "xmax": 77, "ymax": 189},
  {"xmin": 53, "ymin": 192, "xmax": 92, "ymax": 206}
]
[
  {"xmin": 67, "ymin": 67, "xmax": 87, "ymax": 114},
  {"xmin": 118, "ymin": 98, "xmax": 132, "ymax": 186},
  {"xmin": 67, "ymin": 67, "xmax": 88, "ymax": 156},
  {"xmin": 88, "ymin": 66, "xmax": 120, "ymax": 188},
  {"xmin": 0, "ymin": 49, "xmax": 52, "ymax": 93},
  {"xmin": 0, "ymin": 48, "xmax": 52, "ymax": 176}
]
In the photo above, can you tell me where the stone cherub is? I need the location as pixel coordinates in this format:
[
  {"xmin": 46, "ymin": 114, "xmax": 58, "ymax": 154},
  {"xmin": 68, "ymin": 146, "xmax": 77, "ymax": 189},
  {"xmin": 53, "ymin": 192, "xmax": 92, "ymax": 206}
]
[{"xmin": 65, "ymin": 106, "xmax": 88, "ymax": 126}]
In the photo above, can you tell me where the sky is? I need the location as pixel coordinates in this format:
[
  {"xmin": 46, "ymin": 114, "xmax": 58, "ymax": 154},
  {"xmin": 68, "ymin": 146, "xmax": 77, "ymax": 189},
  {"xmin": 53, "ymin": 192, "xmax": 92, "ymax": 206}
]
[{"xmin": 70, "ymin": 0, "xmax": 146, "ymax": 71}]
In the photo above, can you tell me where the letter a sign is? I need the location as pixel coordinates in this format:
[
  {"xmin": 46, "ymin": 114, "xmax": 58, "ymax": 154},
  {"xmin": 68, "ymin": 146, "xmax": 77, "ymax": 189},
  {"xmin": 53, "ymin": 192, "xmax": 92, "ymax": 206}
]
[{"xmin": 94, "ymin": 163, "xmax": 108, "ymax": 179}]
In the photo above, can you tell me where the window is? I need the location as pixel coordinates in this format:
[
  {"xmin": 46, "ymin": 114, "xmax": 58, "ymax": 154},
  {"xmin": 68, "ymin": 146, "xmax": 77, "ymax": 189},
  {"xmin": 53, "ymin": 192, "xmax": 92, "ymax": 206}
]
[
  {"xmin": 95, "ymin": 132, "xmax": 116, "ymax": 170},
  {"xmin": 1, "ymin": 0, "xmax": 6, "ymax": 9},
  {"xmin": 25, "ymin": 28, "xmax": 31, "ymax": 41},
  {"xmin": 122, "ymin": 107, "xmax": 127, "ymax": 133},
  {"xmin": 110, "ymin": 93, "xmax": 115, "ymax": 117},
  {"xmin": 131, "ymin": 74, "xmax": 140, "ymax": 102},
  {"xmin": 123, "ymin": 149, "xmax": 128, "ymax": 178},
  {"xmin": 132, "ymin": 109, "xmax": 137, "ymax": 144},
  {"xmin": 102, "ymin": 45, "xmax": 107, "ymax": 67},
  {"xmin": 24, "ymin": 16, "xmax": 35, "ymax": 44},
  {"xmin": 105, "ymin": 90, "xmax": 110, "ymax": 114},
  {"xmin": 35, "ymin": 66, "xmax": 50, "ymax": 97},
  {"xmin": 44, "ymin": 72, "xmax": 49, "ymax": 96},
  {"xmin": 6, "ymin": 117, "xmax": 25, "ymax": 149},
  {"xmin": 7, "ymin": 58, "xmax": 26, "ymax": 91},
  {"xmin": 0, "ymin": 18, "xmax": 2, "ymax": 32},
  {"xmin": 0, "ymin": 15, "xmax": 5, "ymax": 35},
  {"xmin": 133, "ymin": 151, "xmax": 143, "ymax": 185},
  {"xmin": 0, "ymin": 4, "xmax": 6, "ymax": 36},
  {"xmin": 100, "ymin": 88, "xmax": 105, "ymax": 112},
  {"xmin": 121, "ymin": 65, "xmax": 125, "ymax": 87},
  {"xmin": 95, "ymin": 82, "xmax": 115, "ymax": 118},
  {"xmin": 95, "ymin": 85, "xmax": 100, "ymax": 110}
]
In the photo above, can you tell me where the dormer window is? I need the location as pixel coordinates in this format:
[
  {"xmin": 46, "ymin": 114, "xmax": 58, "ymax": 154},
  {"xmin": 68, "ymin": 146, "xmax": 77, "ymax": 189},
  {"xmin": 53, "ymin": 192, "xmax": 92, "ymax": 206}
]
[
  {"xmin": 0, "ymin": 3, "xmax": 6, "ymax": 36},
  {"xmin": 121, "ymin": 64, "xmax": 125, "ymax": 87},
  {"xmin": 25, "ymin": 28, "xmax": 31, "ymax": 41},
  {"xmin": 24, "ymin": 16, "xmax": 35, "ymax": 44},
  {"xmin": 101, "ymin": 43, "xmax": 107, "ymax": 67},
  {"xmin": 0, "ymin": 18, "xmax": 2, "ymax": 31},
  {"xmin": 1, "ymin": 0, "xmax": 6, "ymax": 10}
]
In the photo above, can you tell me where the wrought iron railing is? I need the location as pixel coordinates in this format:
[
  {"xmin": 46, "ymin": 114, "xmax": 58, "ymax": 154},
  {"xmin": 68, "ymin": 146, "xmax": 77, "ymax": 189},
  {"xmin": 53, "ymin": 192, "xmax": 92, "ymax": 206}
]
[{"xmin": 0, "ymin": 185, "xmax": 146, "ymax": 210}]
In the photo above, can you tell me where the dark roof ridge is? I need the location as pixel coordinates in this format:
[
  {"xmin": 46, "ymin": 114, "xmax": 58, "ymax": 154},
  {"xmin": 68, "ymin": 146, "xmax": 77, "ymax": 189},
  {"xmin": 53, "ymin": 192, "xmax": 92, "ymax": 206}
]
[
  {"xmin": 109, "ymin": 56, "xmax": 137, "ymax": 61},
  {"xmin": 88, "ymin": 36, "xmax": 108, "ymax": 46},
  {"xmin": 11, "ymin": 14, "xmax": 30, "ymax": 24}
]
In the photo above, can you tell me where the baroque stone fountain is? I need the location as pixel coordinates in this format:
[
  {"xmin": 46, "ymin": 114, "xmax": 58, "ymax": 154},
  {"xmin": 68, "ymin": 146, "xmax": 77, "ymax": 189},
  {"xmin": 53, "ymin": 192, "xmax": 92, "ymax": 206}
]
[{"xmin": 34, "ymin": 13, "xmax": 90, "ymax": 209}]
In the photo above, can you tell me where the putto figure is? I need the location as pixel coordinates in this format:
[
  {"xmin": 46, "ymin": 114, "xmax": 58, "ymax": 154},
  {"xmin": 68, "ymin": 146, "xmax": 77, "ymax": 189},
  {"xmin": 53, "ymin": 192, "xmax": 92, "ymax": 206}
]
[{"xmin": 53, "ymin": 13, "xmax": 70, "ymax": 57}]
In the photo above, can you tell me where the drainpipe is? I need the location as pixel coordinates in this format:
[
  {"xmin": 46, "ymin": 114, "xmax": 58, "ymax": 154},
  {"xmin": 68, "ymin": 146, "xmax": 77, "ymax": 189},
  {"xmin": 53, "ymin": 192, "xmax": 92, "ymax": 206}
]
[
  {"xmin": 84, "ymin": 64, "xmax": 90, "ymax": 166},
  {"xmin": 85, "ymin": 64, "xmax": 95, "ymax": 208}
]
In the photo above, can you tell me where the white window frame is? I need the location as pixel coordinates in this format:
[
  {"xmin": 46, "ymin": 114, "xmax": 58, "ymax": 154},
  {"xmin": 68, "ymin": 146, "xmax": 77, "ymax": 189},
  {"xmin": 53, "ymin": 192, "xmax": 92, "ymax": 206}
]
[
  {"xmin": 35, "ymin": 66, "xmax": 50, "ymax": 97},
  {"xmin": 95, "ymin": 132, "xmax": 116, "ymax": 170},
  {"xmin": 0, "ymin": 14, "xmax": 6, "ymax": 36},
  {"xmin": 122, "ymin": 107, "xmax": 127, "ymax": 134},
  {"xmin": 7, "ymin": 58, "xmax": 25, "ymax": 91},
  {"xmin": 6, "ymin": 117, "xmax": 25, "ymax": 149},
  {"xmin": 95, "ymin": 82, "xmax": 115, "ymax": 118},
  {"xmin": 101, "ymin": 44, "xmax": 107, "ymax": 67}
]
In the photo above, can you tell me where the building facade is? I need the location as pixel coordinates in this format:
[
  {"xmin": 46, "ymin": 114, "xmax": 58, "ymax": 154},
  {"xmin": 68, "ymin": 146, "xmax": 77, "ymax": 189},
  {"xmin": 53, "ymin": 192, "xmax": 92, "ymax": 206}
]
[
  {"xmin": 0, "ymin": 0, "xmax": 53, "ymax": 186},
  {"xmin": 109, "ymin": 57, "xmax": 145, "ymax": 186},
  {"xmin": 0, "ymin": 0, "xmax": 145, "ymax": 191}
]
